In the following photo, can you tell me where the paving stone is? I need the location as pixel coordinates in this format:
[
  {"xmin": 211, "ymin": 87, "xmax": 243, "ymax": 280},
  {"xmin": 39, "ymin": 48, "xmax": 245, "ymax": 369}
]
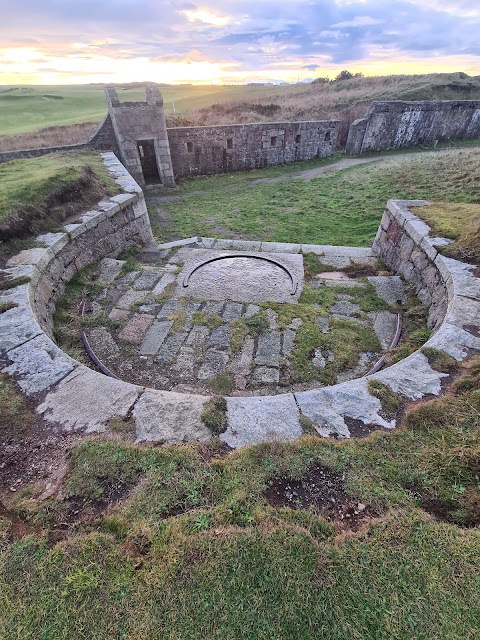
[
  {"xmin": 253, "ymin": 366, "xmax": 280, "ymax": 384},
  {"xmin": 108, "ymin": 308, "xmax": 130, "ymax": 322},
  {"xmin": 37, "ymin": 366, "xmax": 141, "ymax": 432},
  {"xmin": 186, "ymin": 325, "xmax": 209, "ymax": 348},
  {"xmin": 315, "ymin": 316, "xmax": 330, "ymax": 333},
  {"xmin": 198, "ymin": 349, "xmax": 229, "ymax": 380},
  {"xmin": 223, "ymin": 302, "xmax": 244, "ymax": 321},
  {"xmin": 137, "ymin": 304, "xmax": 161, "ymax": 315},
  {"xmin": 222, "ymin": 394, "xmax": 301, "ymax": 448},
  {"xmin": 133, "ymin": 389, "xmax": 211, "ymax": 444},
  {"xmin": 229, "ymin": 337, "xmax": 255, "ymax": 375},
  {"xmin": 336, "ymin": 352, "xmax": 372, "ymax": 384},
  {"xmin": 2, "ymin": 334, "xmax": 76, "ymax": 395},
  {"xmin": 0, "ymin": 305, "xmax": 42, "ymax": 354},
  {"xmin": 209, "ymin": 325, "xmax": 231, "ymax": 351},
  {"xmin": 295, "ymin": 378, "xmax": 394, "ymax": 439},
  {"xmin": 156, "ymin": 332, "xmax": 187, "ymax": 364},
  {"xmin": 172, "ymin": 346, "xmax": 196, "ymax": 375},
  {"xmin": 88, "ymin": 327, "xmax": 121, "ymax": 357},
  {"xmin": 371, "ymin": 352, "xmax": 449, "ymax": 399},
  {"xmin": 97, "ymin": 258, "xmax": 125, "ymax": 285},
  {"xmin": 157, "ymin": 299, "xmax": 181, "ymax": 319},
  {"xmin": 288, "ymin": 317, "xmax": 303, "ymax": 330},
  {"xmin": 118, "ymin": 314, "xmax": 155, "ymax": 344},
  {"xmin": 367, "ymin": 276, "xmax": 406, "ymax": 305},
  {"xmin": 373, "ymin": 311, "xmax": 398, "ymax": 350},
  {"xmin": 203, "ymin": 301, "xmax": 224, "ymax": 316},
  {"xmin": 139, "ymin": 320, "xmax": 173, "ymax": 355},
  {"xmin": 234, "ymin": 375, "xmax": 247, "ymax": 390},
  {"xmin": 255, "ymin": 331, "xmax": 281, "ymax": 367},
  {"xmin": 182, "ymin": 301, "xmax": 202, "ymax": 331},
  {"xmin": 116, "ymin": 289, "xmax": 149, "ymax": 310},
  {"xmin": 152, "ymin": 273, "xmax": 176, "ymax": 295},
  {"xmin": 265, "ymin": 308, "xmax": 278, "ymax": 329},
  {"xmin": 116, "ymin": 270, "xmax": 139, "ymax": 286},
  {"xmin": 132, "ymin": 271, "xmax": 161, "ymax": 291},
  {"xmin": 424, "ymin": 323, "xmax": 480, "ymax": 361},
  {"xmin": 330, "ymin": 300, "xmax": 361, "ymax": 317},
  {"xmin": 283, "ymin": 329, "xmax": 296, "ymax": 357},
  {"xmin": 244, "ymin": 304, "xmax": 260, "ymax": 318}
]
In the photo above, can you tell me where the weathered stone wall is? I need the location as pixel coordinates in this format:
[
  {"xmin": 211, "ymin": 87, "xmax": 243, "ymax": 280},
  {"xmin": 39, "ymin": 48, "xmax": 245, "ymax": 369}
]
[
  {"xmin": 106, "ymin": 87, "xmax": 175, "ymax": 187},
  {"xmin": 346, "ymin": 100, "xmax": 480, "ymax": 154},
  {"xmin": 0, "ymin": 115, "xmax": 117, "ymax": 165},
  {"xmin": 167, "ymin": 121, "xmax": 338, "ymax": 177},
  {"xmin": 372, "ymin": 200, "xmax": 448, "ymax": 330},
  {"xmin": 14, "ymin": 153, "xmax": 153, "ymax": 337}
]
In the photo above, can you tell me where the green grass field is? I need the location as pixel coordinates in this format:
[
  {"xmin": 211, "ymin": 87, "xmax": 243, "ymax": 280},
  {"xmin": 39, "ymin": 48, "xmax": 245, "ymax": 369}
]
[
  {"xmin": 0, "ymin": 84, "xmax": 281, "ymax": 136},
  {"xmin": 1, "ymin": 358, "xmax": 479, "ymax": 639},
  {"xmin": 152, "ymin": 147, "xmax": 480, "ymax": 247}
]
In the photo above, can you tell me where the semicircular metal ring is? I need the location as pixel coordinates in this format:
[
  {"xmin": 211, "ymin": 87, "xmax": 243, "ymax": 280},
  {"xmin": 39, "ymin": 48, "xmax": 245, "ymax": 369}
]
[{"xmin": 182, "ymin": 253, "xmax": 298, "ymax": 295}]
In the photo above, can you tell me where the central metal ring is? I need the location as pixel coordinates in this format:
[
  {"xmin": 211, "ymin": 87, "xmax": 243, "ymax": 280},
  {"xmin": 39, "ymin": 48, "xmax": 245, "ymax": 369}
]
[{"xmin": 182, "ymin": 253, "xmax": 298, "ymax": 295}]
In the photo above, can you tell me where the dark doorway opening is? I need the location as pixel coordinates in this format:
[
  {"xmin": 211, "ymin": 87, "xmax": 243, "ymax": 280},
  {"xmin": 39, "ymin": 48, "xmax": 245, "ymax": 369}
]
[{"xmin": 137, "ymin": 140, "xmax": 161, "ymax": 184}]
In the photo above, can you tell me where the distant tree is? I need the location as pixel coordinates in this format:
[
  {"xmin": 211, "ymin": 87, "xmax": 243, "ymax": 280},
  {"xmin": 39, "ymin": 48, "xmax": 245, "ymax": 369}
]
[
  {"xmin": 312, "ymin": 76, "xmax": 331, "ymax": 84},
  {"xmin": 334, "ymin": 70, "xmax": 364, "ymax": 81}
]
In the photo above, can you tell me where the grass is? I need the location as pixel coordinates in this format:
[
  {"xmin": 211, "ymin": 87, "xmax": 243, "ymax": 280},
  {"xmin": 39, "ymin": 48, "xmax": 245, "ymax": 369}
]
[
  {"xmin": 201, "ymin": 396, "xmax": 228, "ymax": 434},
  {"xmin": 1, "ymin": 357, "xmax": 480, "ymax": 638},
  {"xmin": 413, "ymin": 202, "xmax": 480, "ymax": 264},
  {"xmin": 368, "ymin": 380, "xmax": 403, "ymax": 420},
  {"xmin": 160, "ymin": 148, "xmax": 480, "ymax": 246},
  {"xmin": 0, "ymin": 151, "xmax": 118, "ymax": 241}
]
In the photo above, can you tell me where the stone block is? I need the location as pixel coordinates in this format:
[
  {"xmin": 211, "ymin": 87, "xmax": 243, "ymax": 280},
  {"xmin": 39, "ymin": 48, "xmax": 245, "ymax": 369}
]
[{"xmin": 222, "ymin": 394, "xmax": 301, "ymax": 448}]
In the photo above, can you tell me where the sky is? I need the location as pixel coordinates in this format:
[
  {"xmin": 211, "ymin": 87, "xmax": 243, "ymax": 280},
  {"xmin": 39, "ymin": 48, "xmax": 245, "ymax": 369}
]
[{"xmin": 0, "ymin": 0, "xmax": 479, "ymax": 85}]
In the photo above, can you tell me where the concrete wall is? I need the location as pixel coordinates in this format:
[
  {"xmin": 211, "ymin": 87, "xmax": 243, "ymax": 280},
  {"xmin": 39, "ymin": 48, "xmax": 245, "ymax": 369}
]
[
  {"xmin": 346, "ymin": 100, "xmax": 480, "ymax": 154},
  {"xmin": 167, "ymin": 121, "xmax": 338, "ymax": 178}
]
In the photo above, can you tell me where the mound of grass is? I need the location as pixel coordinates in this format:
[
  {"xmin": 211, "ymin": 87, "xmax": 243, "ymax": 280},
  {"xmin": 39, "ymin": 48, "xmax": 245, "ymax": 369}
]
[
  {"xmin": 413, "ymin": 201, "xmax": 480, "ymax": 264},
  {"xmin": 0, "ymin": 151, "xmax": 118, "ymax": 241},
  {"xmin": 201, "ymin": 396, "xmax": 228, "ymax": 434}
]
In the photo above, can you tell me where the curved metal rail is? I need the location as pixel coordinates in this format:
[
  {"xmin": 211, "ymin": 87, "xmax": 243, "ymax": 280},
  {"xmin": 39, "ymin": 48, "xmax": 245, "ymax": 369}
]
[
  {"xmin": 364, "ymin": 311, "xmax": 403, "ymax": 377},
  {"xmin": 81, "ymin": 300, "xmax": 120, "ymax": 379},
  {"xmin": 182, "ymin": 253, "xmax": 298, "ymax": 295}
]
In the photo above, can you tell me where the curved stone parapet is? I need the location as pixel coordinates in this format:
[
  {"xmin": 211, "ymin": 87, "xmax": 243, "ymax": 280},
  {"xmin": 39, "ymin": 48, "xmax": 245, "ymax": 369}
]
[{"xmin": 1, "ymin": 157, "xmax": 479, "ymax": 447}]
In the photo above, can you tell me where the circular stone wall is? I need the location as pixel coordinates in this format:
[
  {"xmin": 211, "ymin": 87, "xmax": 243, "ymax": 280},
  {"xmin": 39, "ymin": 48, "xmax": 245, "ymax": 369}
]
[{"xmin": 1, "ymin": 156, "xmax": 479, "ymax": 448}]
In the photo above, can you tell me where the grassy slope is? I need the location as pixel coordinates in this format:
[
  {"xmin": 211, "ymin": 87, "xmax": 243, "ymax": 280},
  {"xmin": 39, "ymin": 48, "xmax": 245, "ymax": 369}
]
[
  {"xmin": 0, "ymin": 151, "xmax": 118, "ymax": 242},
  {"xmin": 414, "ymin": 202, "xmax": 480, "ymax": 264},
  {"xmin": 0, "ymin": 84, "xmax": 287, "ymax": 136},
  {"xmin": 1, "ymin": 72, "xmax": 479, "ymax": 138},
  {"xmin": 158, "ymin": 148, "xmax": 480, "ymax": 246},
  {"xmin": 1, "ymin": 359, "xmax": 479, "ymax": 639}
]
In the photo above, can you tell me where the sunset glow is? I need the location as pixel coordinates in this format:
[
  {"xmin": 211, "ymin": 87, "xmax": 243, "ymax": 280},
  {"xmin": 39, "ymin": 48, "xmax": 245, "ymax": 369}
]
[{"xmin": 1, "ymin": 1, "xmax": 479, "ymax": 85}]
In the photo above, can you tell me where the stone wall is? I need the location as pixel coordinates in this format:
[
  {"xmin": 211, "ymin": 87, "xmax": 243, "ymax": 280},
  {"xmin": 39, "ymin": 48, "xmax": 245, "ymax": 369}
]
[
  {"xmin": 372, "ymin": 200, "xmax": 448, "ymax": 330},
  {"xmin": 346, "ymin": 100, "xmax": 480, "ymax": 154},
  {"xmin": 167, "ymin": 121, "xmax": 338, "ymax": 178},
  {"xmin": 105, "ymin": 87, "xmax": 176, "ymax": 187}
]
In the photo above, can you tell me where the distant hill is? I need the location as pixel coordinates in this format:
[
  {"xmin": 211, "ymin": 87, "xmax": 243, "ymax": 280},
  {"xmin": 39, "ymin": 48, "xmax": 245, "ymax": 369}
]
[{"xmin": 1, "ymin": 73, "xmax": 479, "ymax": 151}]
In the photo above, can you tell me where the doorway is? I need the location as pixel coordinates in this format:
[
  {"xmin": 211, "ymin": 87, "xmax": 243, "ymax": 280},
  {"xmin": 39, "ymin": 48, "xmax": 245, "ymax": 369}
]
[{"xmin": 137, "ymin": 139, "xmax": 161, "ymax": 184}]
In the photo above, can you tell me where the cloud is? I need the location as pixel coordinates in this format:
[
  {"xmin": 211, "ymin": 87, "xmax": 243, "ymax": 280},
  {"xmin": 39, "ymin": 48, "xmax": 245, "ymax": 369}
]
[{"xmin": 0, "ymin": 0, "xmax": 479, "ymax": 83}]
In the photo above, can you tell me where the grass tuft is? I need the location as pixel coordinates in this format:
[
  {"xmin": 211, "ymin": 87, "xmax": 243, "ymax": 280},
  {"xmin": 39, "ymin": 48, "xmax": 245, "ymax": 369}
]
[{"xmin": 201, "ymin": 396, "xmax": 228, "ymax": 434}]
